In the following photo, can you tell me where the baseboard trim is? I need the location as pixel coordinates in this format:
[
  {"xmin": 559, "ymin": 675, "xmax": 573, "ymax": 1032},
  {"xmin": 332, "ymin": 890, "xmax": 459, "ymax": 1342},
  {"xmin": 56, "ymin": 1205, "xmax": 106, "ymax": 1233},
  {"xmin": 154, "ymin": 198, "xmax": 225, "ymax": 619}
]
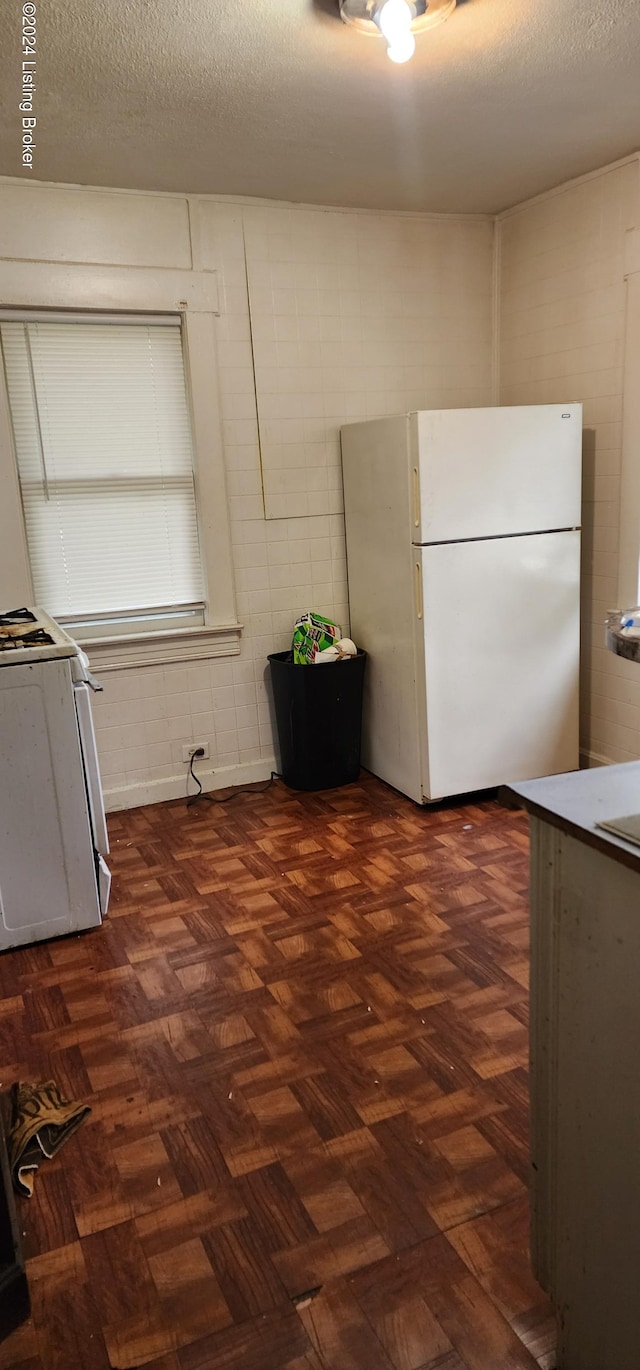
[
  {"xmin": 580, "ymin": 748, "xmax": 614, "ymax": 769},
  {"xmin": 103, "ymin": 756, "xmax": 278, "ymax": 813}
]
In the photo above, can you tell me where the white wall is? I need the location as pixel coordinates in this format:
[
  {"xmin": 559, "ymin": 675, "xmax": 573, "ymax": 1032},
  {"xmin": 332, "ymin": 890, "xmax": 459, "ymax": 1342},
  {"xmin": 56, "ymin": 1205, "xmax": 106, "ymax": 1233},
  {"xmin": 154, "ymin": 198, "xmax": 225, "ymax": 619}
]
[
  {"xmin": 240, "ymin": 204, "xmax": 493, "ymax": 519},
  {"xmin": 4, "ymin": 164, "xmax": 640, "ymax": 794},
  {"xmin": 0, "ymin": 180, "xmax": 494, "ymax": 808},
  {"xmin": 499, "ymin": 159, "xmax": 640, "ymax": 766}
]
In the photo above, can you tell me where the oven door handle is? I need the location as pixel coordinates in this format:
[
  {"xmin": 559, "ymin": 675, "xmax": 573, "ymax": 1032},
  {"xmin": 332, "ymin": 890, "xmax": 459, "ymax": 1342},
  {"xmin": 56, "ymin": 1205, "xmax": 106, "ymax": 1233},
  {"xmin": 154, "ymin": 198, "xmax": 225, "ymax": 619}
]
[
  {"xmin": 75, "ymin": 648, "xmax": 102, "ymax": 691},
  {"xmin": 85, "ymin": 671, "xmax": 103, "ymax": 692},
  {"xmin": 73, "ymin": 682, "xmax": 110, "ymax": 856}
]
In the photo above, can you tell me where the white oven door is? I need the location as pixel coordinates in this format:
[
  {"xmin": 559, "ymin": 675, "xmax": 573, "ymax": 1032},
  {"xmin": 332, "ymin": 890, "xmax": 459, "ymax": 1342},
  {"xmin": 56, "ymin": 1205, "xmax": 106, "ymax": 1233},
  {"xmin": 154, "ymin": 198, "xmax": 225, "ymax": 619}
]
[{"xmin": 73, "ymin": 682, "xmax": 110, "ymax": 857}]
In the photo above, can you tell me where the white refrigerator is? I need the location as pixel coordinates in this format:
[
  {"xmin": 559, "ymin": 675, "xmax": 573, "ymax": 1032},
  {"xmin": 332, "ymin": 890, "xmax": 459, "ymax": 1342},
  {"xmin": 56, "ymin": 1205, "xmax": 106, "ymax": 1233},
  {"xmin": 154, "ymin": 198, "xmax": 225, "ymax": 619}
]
[{"xmin": 341, "ymin": 405, "xmax": 582, "ymax": 804}]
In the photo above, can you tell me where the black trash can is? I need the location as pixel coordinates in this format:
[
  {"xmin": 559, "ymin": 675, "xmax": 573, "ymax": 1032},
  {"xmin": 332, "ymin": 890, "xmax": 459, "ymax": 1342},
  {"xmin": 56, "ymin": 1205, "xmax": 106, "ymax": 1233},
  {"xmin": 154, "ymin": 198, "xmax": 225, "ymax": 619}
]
[{"xmin": 268, "ymin": 650, "xmax": 367, "ymax": 791}]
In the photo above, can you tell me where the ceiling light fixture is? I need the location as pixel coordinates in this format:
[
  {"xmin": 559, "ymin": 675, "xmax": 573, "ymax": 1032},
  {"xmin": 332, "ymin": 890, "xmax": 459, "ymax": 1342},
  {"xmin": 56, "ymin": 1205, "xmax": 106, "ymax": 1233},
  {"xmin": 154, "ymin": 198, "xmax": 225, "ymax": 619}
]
[{"xmin": 339, "ymin": 0, "xmax": 456, "ymax": 64}]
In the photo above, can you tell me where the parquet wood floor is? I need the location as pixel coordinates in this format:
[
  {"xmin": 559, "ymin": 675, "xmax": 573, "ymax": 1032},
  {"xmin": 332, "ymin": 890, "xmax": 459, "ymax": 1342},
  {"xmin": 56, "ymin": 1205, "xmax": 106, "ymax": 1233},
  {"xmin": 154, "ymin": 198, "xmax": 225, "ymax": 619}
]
[{"xmin": 0, "ymin": 774, "xmax": 554, "ymax": 1370}]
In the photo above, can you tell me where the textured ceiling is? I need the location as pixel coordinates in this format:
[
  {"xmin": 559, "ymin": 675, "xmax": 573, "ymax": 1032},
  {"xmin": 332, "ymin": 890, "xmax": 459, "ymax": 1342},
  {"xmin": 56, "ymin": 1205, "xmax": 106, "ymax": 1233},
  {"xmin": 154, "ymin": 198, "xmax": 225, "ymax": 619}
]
[{"xmin": 1, "ymin": 0, "xmax": 639, "ymax": 213}]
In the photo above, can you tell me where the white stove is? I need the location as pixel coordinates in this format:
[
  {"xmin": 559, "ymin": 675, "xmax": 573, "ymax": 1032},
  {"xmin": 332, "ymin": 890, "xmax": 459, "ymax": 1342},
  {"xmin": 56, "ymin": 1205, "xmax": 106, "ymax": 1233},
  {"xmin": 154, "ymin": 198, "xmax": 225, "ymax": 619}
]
[
  {"xmin": 0, "ymin": 606, "xmax": 77, "ymax": 660},
  {"xmin": 0, "ymin": 607, "xmax": 110, "ymax": 950},
  {"xmin": 0, "ymin": 607, "xmax": 97, "ymax": 682}
]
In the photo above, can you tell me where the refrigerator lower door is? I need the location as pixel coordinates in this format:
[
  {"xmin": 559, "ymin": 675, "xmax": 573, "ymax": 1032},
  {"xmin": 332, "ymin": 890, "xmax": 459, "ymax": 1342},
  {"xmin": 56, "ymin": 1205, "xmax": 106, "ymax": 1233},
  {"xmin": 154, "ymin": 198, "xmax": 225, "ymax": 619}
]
[{"xmin": 417, "ymin": 530, "xmax": 580, "ymax": 801}]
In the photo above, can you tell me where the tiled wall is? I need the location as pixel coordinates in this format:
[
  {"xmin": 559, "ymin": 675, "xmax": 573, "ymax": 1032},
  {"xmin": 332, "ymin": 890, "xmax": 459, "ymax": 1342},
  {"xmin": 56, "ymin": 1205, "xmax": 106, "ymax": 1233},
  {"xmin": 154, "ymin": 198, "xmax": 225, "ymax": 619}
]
[
  {"xmin": 4, "ymin": 166, "xmax": 640, "ymax": 799},
  {"xmin": 88, "ymin": 195, "xmax": 494, "ymax": 806},
  {"xmin": 242, "ymin": 206, "xmax": 493, "ymax": 519},
  {"xmin": 499, "ymin": 160, "xmax": 640, "ymax": 764}
]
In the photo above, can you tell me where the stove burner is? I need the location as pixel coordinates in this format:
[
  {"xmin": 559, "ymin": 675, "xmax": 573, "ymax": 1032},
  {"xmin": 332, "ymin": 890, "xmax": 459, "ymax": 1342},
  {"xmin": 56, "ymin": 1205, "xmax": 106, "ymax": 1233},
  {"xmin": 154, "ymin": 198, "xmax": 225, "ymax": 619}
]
[
  {"xmin": 0, "ymin": 608, "xmax": 37, "ymax": 626},
  {"xmin": 0, "ymin": 628, "xmax": 54, "ymax": 652}
]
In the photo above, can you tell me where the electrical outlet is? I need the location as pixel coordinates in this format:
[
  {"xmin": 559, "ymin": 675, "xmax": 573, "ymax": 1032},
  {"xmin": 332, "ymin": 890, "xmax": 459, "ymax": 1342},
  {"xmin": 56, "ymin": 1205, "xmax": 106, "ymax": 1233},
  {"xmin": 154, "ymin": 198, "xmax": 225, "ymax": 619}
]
[{"xmin": 182, "ymin": 742, "xmax": 210, "ymax": 763}]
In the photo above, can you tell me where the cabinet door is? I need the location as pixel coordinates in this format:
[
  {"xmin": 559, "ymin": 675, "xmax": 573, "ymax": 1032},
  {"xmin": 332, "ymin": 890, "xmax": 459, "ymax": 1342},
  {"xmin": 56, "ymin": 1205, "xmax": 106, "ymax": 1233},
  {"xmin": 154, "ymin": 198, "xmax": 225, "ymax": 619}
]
[{"xmin": 530, "ymin": 822, "xmax": 640, "ymax": 1370}]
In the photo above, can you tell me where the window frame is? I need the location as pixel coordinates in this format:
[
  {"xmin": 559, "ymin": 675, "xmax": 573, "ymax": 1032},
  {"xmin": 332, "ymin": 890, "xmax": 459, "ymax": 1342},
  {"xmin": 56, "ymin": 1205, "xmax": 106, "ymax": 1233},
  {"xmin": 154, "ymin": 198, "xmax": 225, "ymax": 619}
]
[
  {"xmin": 619, "ymin": 230, "xmax": 640, "ymax": 608},
  {"xmin": 0, "ymin": 262, "xmax": 241, "ymax": 669}
]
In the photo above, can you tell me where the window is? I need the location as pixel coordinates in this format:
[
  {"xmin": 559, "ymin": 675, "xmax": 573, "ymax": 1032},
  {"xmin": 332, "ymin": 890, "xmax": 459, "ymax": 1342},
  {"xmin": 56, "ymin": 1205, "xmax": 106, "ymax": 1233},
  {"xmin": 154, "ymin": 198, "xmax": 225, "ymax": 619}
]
[
  {"xmin": 0, "ymin": 293, "xmax": 241, "ymax": 668},
  {"xmin": 0, "ymin": 314, "xmax": 206, "ymax": 639}
]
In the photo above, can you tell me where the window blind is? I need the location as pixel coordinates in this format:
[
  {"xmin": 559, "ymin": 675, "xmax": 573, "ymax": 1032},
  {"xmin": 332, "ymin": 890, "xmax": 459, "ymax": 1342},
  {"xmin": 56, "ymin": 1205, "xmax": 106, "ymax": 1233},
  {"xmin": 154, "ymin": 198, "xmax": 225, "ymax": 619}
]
[{"xmin": 0, "ymin": 319, "xmax": 205, "ymax": 622}]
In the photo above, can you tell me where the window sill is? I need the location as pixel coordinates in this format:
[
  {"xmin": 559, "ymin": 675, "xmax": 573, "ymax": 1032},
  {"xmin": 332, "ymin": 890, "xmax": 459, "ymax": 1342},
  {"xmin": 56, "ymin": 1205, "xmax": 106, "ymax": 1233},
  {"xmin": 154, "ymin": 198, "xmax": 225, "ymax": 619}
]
[{"xmin": 78, "ymin": 622, "xmax": 243, "ymax": 672}]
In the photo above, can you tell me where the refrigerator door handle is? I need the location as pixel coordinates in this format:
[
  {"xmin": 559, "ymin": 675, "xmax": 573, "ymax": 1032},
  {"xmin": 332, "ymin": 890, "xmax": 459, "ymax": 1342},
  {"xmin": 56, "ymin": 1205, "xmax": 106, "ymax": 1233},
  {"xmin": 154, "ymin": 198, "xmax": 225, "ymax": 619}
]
[
  {"xmin": 412, "ymin": 467, "xmax": 420, "ymax": 529},
  {"xmin": 415, "ymin": 560, "xmax": 423, "ymax": 620}
]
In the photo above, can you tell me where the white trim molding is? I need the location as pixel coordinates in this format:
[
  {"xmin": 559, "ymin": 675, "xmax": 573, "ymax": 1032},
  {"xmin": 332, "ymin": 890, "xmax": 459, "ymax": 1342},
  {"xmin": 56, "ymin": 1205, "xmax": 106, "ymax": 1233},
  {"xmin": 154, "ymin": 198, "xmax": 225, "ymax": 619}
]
[
  {"xmin": 497, "ymin": 152, "xmax": 640, "ymax": 222},
  {"xmin": 618, "ymin": 231, "xmax": 640, "ymax": 606},
  {"xmin": 0, "ymin": 256, "xmax": 238, "ymax": 669},
  {"xmin": 103, "ymin": 755, "xmax": 276, "ymax": 812},
  {"xmin": 83, "ymin": 622, "xmax": 243, "ymax": 672},
  {"xmin": 491, "ymin": 217, "xmax": 502, "ymax": 406},
  {"xmin": 580, "ymin": 747, "xmax": 615, "ymax": 769},
  {"xmin": 625, "ymin": 226, "xmax": 640, "ymax": 279},
  {"xmin": 0, "ymin": 261, "xmax": 219, "ymax": 314}
]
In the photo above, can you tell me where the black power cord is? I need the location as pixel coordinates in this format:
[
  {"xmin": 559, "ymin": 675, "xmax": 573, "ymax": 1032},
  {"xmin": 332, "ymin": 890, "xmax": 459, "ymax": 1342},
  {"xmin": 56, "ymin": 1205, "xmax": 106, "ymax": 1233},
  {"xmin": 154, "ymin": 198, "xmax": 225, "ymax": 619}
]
[{"xmin": 186, "ymin": 748, "xmax": 281, "ymax": 807}]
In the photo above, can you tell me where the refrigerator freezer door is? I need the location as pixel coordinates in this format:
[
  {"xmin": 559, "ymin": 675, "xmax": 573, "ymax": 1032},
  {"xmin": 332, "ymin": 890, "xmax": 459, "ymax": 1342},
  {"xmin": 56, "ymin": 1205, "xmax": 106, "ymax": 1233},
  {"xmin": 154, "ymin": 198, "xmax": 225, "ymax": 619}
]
[
  {"xmin": 414, "ymin": 405, "xmax": 582, "ymax": 543},
  {"xmin": 418, "ymin": 530, "xmax": 580, "ymax": 801}
]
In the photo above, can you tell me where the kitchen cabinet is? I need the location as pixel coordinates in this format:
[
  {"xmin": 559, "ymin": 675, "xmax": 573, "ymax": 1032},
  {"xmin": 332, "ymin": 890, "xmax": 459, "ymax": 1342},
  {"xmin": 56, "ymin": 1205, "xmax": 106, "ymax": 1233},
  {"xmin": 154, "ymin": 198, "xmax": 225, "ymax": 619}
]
[{"xmin": 506, "ymin": 762, "xmax": 640, "ymax": 1370}]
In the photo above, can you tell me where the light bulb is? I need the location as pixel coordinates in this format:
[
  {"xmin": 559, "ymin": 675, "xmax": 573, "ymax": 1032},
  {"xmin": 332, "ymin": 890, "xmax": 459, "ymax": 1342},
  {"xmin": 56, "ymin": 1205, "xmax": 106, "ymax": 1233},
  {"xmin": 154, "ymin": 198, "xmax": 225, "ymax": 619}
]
[
  {"xmin": 386, "ymin": 30, "xmax": 416, "ymax": 61},
  {"xmin": 377, "ymin": 0, "xmax": 412, "ymax": 43}
]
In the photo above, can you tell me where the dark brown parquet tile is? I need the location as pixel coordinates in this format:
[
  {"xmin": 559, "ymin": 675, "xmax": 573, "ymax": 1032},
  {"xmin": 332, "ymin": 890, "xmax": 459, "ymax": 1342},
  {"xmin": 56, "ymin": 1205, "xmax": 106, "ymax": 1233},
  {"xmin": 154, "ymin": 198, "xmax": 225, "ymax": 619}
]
[
  {"xmin": 447, "ymin": 1194, "xmax": 555, "ymax": 1365},
  {"xmin": 0, "ymin": 774, "xmax": 553, "ymax": 1369}
]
